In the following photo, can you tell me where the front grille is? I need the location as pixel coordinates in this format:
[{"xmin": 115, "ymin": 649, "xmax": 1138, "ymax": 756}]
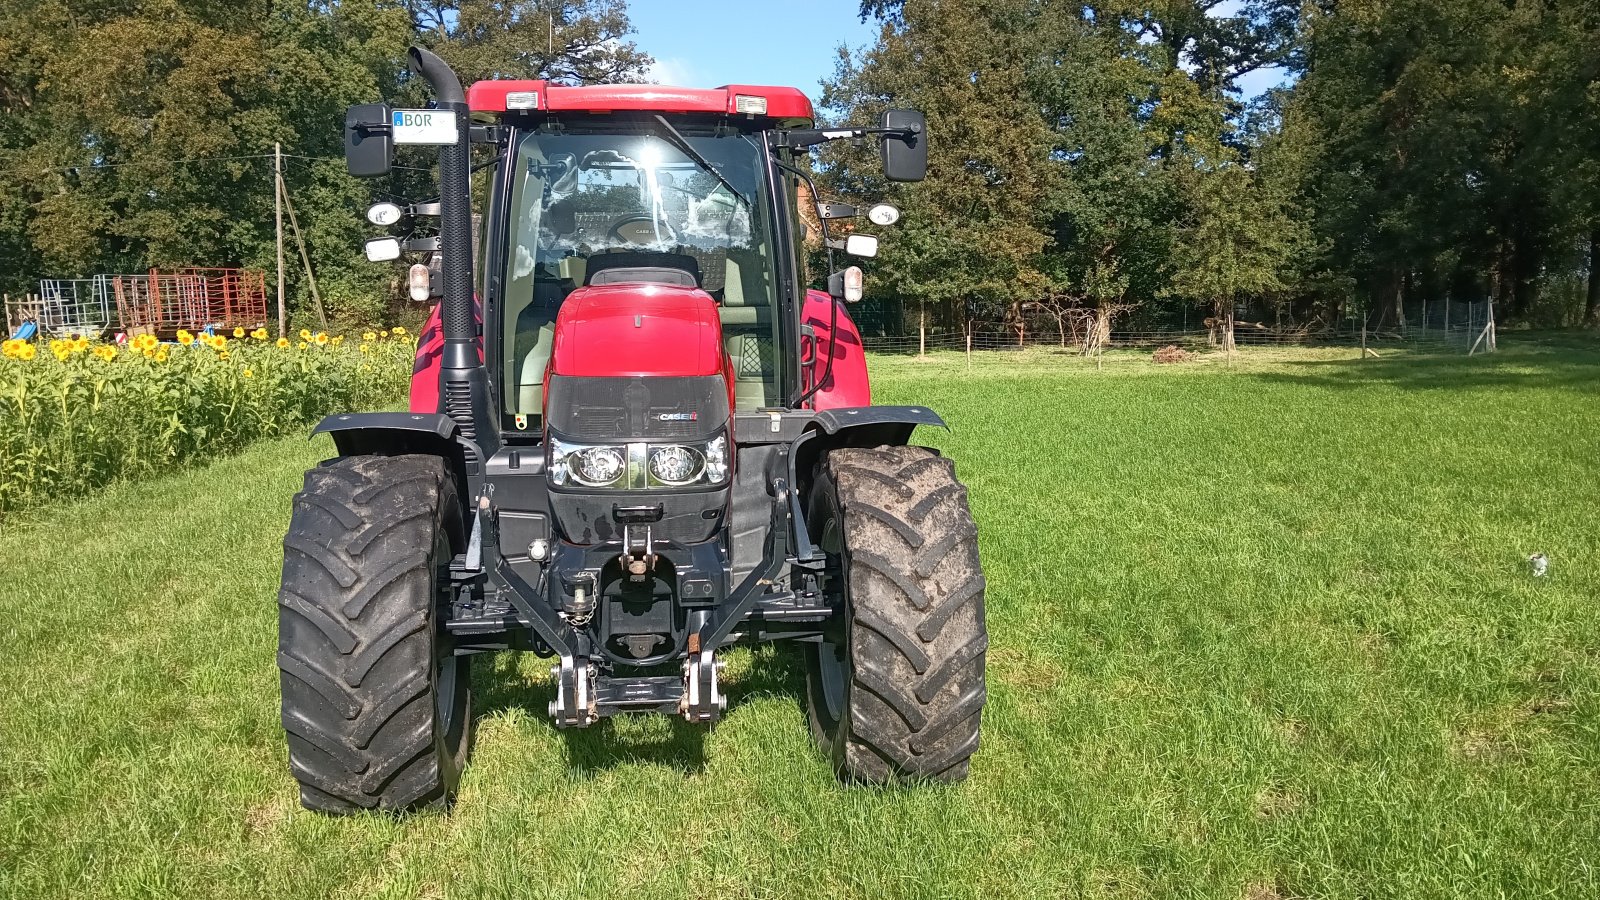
[{"xmin": 546, "ymin": 375, "xmax": 728, "ymax": 442}]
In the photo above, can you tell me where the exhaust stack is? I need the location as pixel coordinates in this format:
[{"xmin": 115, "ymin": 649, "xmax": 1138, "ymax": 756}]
[{"xmin": 407, "ymin": 46, "xmax": 494, "ymax": 456}]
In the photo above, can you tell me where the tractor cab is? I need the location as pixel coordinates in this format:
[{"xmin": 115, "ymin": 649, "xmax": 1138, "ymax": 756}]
[
  {"xmin": 276, "ymin": 48, "xmax": 987, "ymax": 814},
  {"xmin": 482, "ymin": 90, "xmax": 794, "ymax": 419}
]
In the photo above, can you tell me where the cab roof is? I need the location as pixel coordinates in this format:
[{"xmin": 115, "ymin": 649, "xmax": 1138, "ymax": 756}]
[{"xmin": 466, "ymin": 81, "xmax": 814, "ymax": 125}]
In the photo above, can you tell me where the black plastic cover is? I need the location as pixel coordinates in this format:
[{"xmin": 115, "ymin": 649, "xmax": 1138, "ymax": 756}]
[{"xmin": 546, "ymin": 375, "xmax": 728, "ymax": 442}]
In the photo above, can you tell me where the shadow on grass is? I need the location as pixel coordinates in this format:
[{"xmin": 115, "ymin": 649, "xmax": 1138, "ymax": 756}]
[
  {"xmin": 469, "ymin": 644, "xmax": 808, "ymax": 776},
  {"xmin": 1243, "ymin": 335, "xmax": 1600, "ymax": 392}
]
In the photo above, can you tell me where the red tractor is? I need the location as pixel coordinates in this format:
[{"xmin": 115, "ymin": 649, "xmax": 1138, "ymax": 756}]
[{"xmin": 277, "ymin": 48, "xmax": 987, "ymax": 812}]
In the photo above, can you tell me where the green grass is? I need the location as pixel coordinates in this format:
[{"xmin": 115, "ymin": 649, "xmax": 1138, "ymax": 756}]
[{"xmin": 2, "ymin": 338, "xmax": 1598, "ymax": 899}]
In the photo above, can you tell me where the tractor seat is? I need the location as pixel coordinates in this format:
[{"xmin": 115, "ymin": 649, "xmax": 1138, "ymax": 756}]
[
  {"xmin": 718, "ymin": 257, "xmax": 773, "ymax": 409},
  {"xmin": 584, "ymin": 251, "xmax": 701, "ymax": 288}
]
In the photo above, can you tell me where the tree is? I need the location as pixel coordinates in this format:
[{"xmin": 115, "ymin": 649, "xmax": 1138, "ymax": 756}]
[
  {"xmin": 822, "ymin": 0, "xmax": 1057, "ymax": 338},
  {"xmin": 1165, "ymin": 161, "xmax": 1297, "ymax": 351},
  {"xmin": 0, "ymin": 0, "xmax": 653, "ymax": 326},
  {"xmin": 409, "ymin": 0, "xmax": 651, "ymax": 84}
]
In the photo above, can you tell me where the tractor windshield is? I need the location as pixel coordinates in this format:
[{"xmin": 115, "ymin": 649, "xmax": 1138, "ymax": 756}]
[{"xmin": 501, "ymin": 125, "xmax": 781, "ymax": 418}]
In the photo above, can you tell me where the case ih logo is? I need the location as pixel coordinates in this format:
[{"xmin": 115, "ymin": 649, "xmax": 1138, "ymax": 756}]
[{"xmin": 657, "ymin": 412, "xmax": 698, "ymax": 422}]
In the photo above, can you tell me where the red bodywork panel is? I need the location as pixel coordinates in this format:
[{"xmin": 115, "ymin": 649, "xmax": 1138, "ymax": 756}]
[
  {"xmin": 548, "ymin": 283, "xmax": 736, "ymax": 415},
  {"xmin": 467, "ymin": 81, "xmax": 814, "ymax": 123},
  {"xmin": 550, "ymin": 284, "xmax": 724, "ymax": 377},
  {"xmin": 801, "ymin": 289, "xmax": 871, "ymax": 410},
  {"xmin": 409, "ymin": 300, "xmax": 483, "ymax": 414},
  {"xmin": 410, "ymin": 288, "xmax": 873, "ymax": 417}
]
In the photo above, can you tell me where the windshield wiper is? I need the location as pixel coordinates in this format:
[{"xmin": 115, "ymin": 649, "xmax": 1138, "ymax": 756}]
[{"xmin": 651, "ymin": 115, "xmax": 749, "ymax": 206}]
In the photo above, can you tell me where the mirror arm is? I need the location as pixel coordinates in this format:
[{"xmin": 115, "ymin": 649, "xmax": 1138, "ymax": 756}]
[{"xmin": 774, "ymin": 125, "xmax": 920, "ymax": 150}]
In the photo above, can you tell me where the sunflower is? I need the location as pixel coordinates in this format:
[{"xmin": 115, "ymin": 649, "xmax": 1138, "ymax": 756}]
[
  {"xmin": 15, "ymin": 343, "xmax": 36, "ymax": 361},
  {"xmin": 314, "ymin": 332, "xmax": 330, "ymax": 346},
  {"xmin": 331, "ymin": 335, "xmax": 344, "ymax": 346},
  {"xmin": 362, "ymin": 331, "xmax": 377, "ymax": 341},
  {"xmin": 251, "ymin": 327, "xmax": 269, "ymax": 340},
  {"xmin": 177, "ymin": 330, "xmax": 195, "ymax": 346},
  {"xmin": 276, "ymin": 337, "xmax": 291, "ymax": 349},
  {"xmin": 298, "ymin": 341, "xmax": 309, "ymax": 350},
  {"xmin": 93, "ymin": 345, "xmax": 117, "ymax": 361},
  {"xmin": 242, "ymin": 368, "xmax": 254, "ymax": 378},
  {"xmin": 133, "ymin": 333, "xmax": 159, "ymax": 352},
  {"xmin": 358, "ymin": 343, "xmax": 370, "ymax": 354},
  {"xmin": 154, "ymin": 349, "xmax": 168, "ymax": 363},
  {"xmin": 218, "ymin": 350, "xmax": 230, "ymax": 361},
  {"xmin": 391, "ymin": 326, "xmax": 406, "ymax": 336},
  {"xmin": 233, "ymin": 326, "xmax": 246, "ymax": 338},
  {"xmin": 299, "ymin": 328, "xmax": 312, "ymax": 341}
]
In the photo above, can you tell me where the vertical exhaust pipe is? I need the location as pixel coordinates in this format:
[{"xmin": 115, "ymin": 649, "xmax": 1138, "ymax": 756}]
[{"xmin": 407, "ymin": 47, "xmax": 493, "ymax": 457}]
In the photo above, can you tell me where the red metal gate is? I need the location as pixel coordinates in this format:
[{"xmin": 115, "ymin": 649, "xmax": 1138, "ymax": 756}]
[{"xmin": 111, "ymin": 268, "xmax": 268, "ymax": 335}]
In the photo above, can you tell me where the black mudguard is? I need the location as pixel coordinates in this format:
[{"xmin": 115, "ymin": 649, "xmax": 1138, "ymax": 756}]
[
  {"xmin": 789, "ymin": 405, "xmax": 948, "ymax": 550},
  {"xmin": 312, "ymin": 412, "xmax": 460, "ymax": 457}
]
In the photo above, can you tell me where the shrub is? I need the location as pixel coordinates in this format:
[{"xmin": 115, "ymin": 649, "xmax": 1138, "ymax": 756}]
[{"xmin": 1153, "ymin": 344, "xmax": 1192, "ymax": 364}]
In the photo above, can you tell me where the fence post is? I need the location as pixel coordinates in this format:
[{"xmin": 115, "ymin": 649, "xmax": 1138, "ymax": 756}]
[
  {"xmin": 919, "ymin": 304, "xmax": 926, "ymax": 358},
  {"xmin": 965, "ymin": 319, "xmax": 972, "ymax": 370},
  {"xmin": 275, "ymin": 142, "xmax": 286, "ymax": 339}
]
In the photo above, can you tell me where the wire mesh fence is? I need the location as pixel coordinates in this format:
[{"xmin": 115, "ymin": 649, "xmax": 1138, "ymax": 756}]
[{"xmin": 858, "ymin": 301, "xmax": 1496, "ymax": 359}]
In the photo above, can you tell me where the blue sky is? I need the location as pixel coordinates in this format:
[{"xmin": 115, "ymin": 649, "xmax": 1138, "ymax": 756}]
[
  {"xmin": 628, "ymin": 0, "xmax": 876, "ymax": 99},
  {"xmin": 626, "ymin": 0, "xmax": 1290, "ymax": 102}
]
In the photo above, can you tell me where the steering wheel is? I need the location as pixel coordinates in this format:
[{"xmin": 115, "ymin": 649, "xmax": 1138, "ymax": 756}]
[{"xmin": 609, "ymin": 214, "xmax": 676, "ymax": 248}]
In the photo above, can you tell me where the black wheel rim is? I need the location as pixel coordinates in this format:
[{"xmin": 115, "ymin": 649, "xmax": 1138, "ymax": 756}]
[
  {"xmin": 817, "ymin": 491, "xmax": 849, "ymax": 723},
  {"xmin": 432, "ymin": 530, "xmax": 462, "ymax": 737}
]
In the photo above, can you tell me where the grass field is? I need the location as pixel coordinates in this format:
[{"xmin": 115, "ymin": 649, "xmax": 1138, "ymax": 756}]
[{"xmin": 2, "ymin": 339, "xmax": 1598, "ymax": 899}]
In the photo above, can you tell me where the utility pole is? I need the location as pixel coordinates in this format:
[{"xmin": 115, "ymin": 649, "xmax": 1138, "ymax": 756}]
[
  {"xmin": 275, "ymin": 142, "xmax": 286, "ymax": 338},
  {"xmin": 278, "ymin": 175, "xmax": 329, "ymax": 330}
]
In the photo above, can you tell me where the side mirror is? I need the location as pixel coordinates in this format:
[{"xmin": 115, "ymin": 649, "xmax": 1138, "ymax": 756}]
[
  {"xmin": 867, "ymin": 203, "xmax": 900, "ymax": 226},
  {"xmin": 828, "ymin": 266, "xmax": 864, "ymax": 303},
  {"xmin": 364, "ymin": 237, "xmax": 402, "ymax": 262},
  {"xmin": 844, "ymin": 234, "xmax": 879, "ymax": 258},
  {"xmin": 880, "ymin": 109, "xmax": 927, "ymax": 182},
  {"xmin": 345, "ymin": 103, "xmax": 394, "ymax": 178}
]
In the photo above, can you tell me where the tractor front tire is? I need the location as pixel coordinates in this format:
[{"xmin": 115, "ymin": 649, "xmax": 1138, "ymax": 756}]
[
  {"xmin": 805, "ymin": 445, "xmax": 988, "ymax": 783},
  {"xmin": 277, "ymin": 454, "xmax": 472, "ymax": 813}
]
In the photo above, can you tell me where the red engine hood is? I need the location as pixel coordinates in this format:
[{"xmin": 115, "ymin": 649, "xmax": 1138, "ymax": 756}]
[{"xmin": 549, "ymin": 283, "xmax": 725, "ymax": 378}]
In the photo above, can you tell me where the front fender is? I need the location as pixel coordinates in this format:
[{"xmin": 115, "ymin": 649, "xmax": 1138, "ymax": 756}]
[
  {"xmin": 790, "ymin": 405, "xmax": 948, "ymax": 527},
  {"xmin": 311, "ymin": 412, "xmax": 474, "ymax": 508},
  {"xmin": 312, "ymin": 412, "xmax": 459, "ymax": 456}
]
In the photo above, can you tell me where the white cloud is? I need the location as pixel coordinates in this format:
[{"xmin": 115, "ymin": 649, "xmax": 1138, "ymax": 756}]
[{"xmin": 645, "ymin": 57, "xmax": 701, "ymax": 87}]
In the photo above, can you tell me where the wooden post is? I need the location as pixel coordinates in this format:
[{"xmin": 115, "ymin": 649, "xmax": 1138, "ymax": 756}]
[
  {"xmin": 278, "ymin": 174, "xmax": 328, "ymax": 330},
  {"xmin": 275, "ymin": 142, "xmax": 286, "ymax": 338},
  {"xmin": 918, "ymin": 302, "xmax": 926, "ymax": 357},
  {"xmin": 1478, "ymin": 293, "xmax": 1491, "ymax": 352},
  {"xmin": 1360, "ymin": 315, "xmax": 1367, "ymax": 360},
  {"xmin": 965, "ymin": 319, "xmax": 972, "ymax": 370}
]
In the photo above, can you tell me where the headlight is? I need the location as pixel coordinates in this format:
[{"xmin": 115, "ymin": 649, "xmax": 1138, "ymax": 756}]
[
  {"xmin": 549, "ymin": 436, "xmax": 730, "ymax": 489},
  {"xmin": 549, "ymin": 439, "xmax": 626, "ymax": 488},
  {"xmin": 648, "ymin": 445, "xmax": 702, "ymax": 485}
]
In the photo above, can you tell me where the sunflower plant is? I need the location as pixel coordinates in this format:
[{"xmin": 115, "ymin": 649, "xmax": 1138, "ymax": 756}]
[{"xmin": 0, "ymin": 327, "xmax": 417, "ymax": 514}]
